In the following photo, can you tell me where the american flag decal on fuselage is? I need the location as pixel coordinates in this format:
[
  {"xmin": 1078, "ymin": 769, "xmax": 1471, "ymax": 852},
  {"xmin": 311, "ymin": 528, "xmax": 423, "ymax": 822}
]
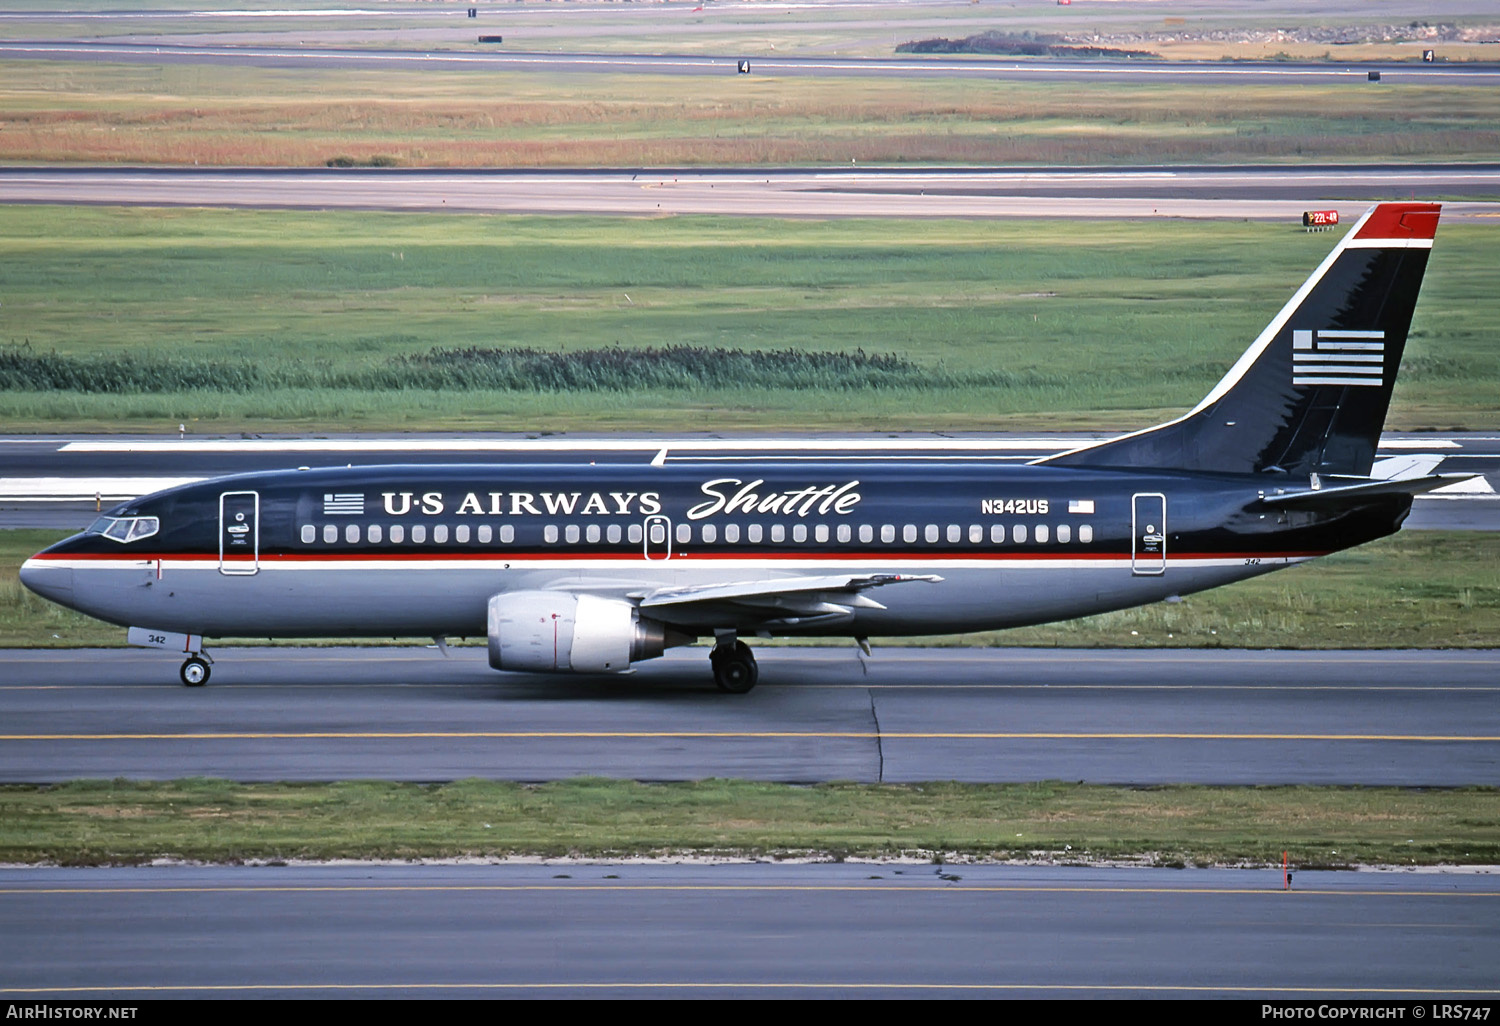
[
  {"xmin": 323, "ymin": 493, "xmax": 365, "ymax": 515},
  {"xmin": 1292, "ymin": 329, "xmax": 1384, "ymax": 387}
]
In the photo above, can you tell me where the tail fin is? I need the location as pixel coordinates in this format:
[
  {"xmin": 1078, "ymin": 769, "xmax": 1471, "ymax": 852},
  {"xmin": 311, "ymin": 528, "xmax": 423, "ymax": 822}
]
[{"xmin": 1042, "ymin": 202, "xmax": 1440, "ymax": 478}]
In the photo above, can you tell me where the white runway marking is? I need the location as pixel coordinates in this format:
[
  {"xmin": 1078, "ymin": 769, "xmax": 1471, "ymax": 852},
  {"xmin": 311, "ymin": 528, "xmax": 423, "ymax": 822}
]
[{"xmin": 58, "ymin": 438, "xmax": 1086, "ymax": 453}]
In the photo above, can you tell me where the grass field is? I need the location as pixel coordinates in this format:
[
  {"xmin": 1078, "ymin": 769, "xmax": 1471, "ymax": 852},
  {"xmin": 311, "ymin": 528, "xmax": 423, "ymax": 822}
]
[
  {"xmin": 3, "ymin": 59, "xmax": 1499, "ymax": 167},
  {"xmin": 5, "ymin": 529, "xmax": 1498, "ymax": 650},
  {"xmin": 1, "ymin": 208, "xmax": 1496, "ymax": 433},
  {"xmin": 2, "ymin": 778, "xmax": 1494, "ymax": 867}
]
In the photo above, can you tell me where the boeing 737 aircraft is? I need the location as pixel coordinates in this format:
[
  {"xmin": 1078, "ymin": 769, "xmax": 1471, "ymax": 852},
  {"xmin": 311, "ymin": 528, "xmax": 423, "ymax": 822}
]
[{"xmin": 21, "ymin": 202, "xmax": 1463, "ymax": 692}]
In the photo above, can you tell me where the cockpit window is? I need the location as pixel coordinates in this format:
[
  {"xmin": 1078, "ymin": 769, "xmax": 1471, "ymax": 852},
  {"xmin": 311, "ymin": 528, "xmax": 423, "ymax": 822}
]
[{"xmin": 87, "ymin": 516, "xmax": 159, "ymax": 544}]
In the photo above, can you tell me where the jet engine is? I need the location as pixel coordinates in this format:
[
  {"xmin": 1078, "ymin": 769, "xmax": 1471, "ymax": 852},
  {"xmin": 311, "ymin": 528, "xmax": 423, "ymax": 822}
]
[{"xmin": 487, "ymin": 591, "xmax": 690, "ymax": 673}]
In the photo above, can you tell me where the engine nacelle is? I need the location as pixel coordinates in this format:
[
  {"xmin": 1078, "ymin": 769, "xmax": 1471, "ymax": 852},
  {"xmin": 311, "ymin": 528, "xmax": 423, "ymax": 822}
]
[{"xmin": 487, "ymin": 591, "xmax": 683, "ymax": 673}]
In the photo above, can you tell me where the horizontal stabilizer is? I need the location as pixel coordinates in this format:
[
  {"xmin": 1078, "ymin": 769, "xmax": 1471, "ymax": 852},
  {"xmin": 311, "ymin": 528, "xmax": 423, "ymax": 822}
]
[
  {"xmin": 1257, "ymin": 473, "xmax": 1478, "ymax": 510},
  {"xmin": 1368, "ymin": 454, "xmax": 1446, "ymax": 481}
]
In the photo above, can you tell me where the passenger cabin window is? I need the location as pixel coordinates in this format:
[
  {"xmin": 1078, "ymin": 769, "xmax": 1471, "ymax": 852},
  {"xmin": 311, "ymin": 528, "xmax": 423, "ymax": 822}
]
[
  {"xmin": 859, "ymin": 525, "xmax": 873, "ymax": 544},
  {"xmin": 903, "ymin": 525, "xmax": 917, "ymax": 544},
  {"xmin": 881, "ymin": 524, "xmax": 895, "ymax": 544},
  {"xmin": 838, "ymin": 524, "xmax": 852, "ymax": 543},
  {"xmin": 586, "ymin": 524, "xmax": 600, "ymax": 544},
  {"xmin": 456, "ymin": 525, "xmax": 470, "ymax": 544},
  {"xmin": 1036, "ymin": 524, "xmax": 1050, "ymax": 544},
  {"xmin": 345, "ymin": 524, "xmax": 360, "ymax": 544},
  {"xmin": 434, "ymin": 525, "xmax": 449, "ymax": 545},
  {"xmin": 701, "ymin": 524, "xmax": 717, "ymax": 544},
  {"xmin": 771, "ymin": 525, "xmax": 785, "ymax": 543},
  {"xmin": 477, "ymin": 525, "xmax": 492, "ymax": 544},
  {"xmin": 565, "ymin": 525, "xmax": 580, "ymax": 544},
  {"xmin": 991, "ymin": 524, "xmax": 1005, "ymax": 544},
  {"xmin": 1057, "ymin": 524, "xmax": 1071, "ymax": 544},
  {"xmin": 323, "ymin": 525, "xmax": 337, "ymax": 544},
  {"xmin": 946, "ymin": 525, "xmax": 960, "ymax": 544},
  {"xmin": 500, "ymin": 525, "xmax": 515, "ymax": 544},
  {"xmin": 675, "ymin": 523, "xmax": 691, "ymax": 545},
  {"xmin": 925, "ymin": 525, "xmax": 939, "ymax": 544},
  {"xmin": 391, "ymin": 524, "xmax": 405, "ymax": 544},
  {"xmin": 544, "ymin": 525, "xmax": 559, "ymax": 544},
  {"xmin": 814, "ymin": 525, "xmax": 829, "ymax": 543},
  {"xmin": 1013, "ymin": 525, "xmax": 1027, "ymax": 544},
  {"xmin": 748, "ymin": 524, "xmax": 763, "ymax": 544},
  {"xmin": 608, "ymin": 524, "xmax": 622, "ymax": 544},
  {"xmin": 969, "ymin": 525, "xmax": 983, "ymax": 544},
  {"xmin": 411, "ymin": 525, "xmax": 427, "ymax": 544},
  {"xmin": 1079, "ymin": 525, "xmax": 1094, "ymax": 544},
  {"xmin": 301, "ymin": 525, "xmax": 315, "ymax": 544},
  {"xmin": 367, "ymin": 524, "xmax": 382, "ymax": 544},
  {"xmin": 793, "ymin": 524, "xmax": 808, "ymax": 543},
  {"xmin": 627, "ymin": 524, "xmax": 642, "ymax": 545},
  {"xmin": 724, "ymin": 524, "xmax": 739, "ymax": 544}
]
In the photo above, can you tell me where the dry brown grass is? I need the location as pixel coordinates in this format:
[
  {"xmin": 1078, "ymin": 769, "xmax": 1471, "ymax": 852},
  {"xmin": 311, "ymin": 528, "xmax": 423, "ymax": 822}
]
[
  {"xmin": 6, "ymin": 125, "xmax": 1496, "ymax": 169},
  {"xmin": 1, "ymin": 63, "xmax": 1495, "ymax": 167}
]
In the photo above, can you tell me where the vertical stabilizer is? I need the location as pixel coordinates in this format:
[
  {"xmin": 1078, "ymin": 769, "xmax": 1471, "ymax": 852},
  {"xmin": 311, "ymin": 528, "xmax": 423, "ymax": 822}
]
[{"xmin": 1042, "ymin": 203, "xmax": 1440, "ymax": 477}]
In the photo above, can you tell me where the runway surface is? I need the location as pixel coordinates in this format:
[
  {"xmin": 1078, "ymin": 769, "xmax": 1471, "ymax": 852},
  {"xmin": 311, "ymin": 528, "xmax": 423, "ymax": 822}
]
[
  {"xmin": 3, "ymin": 863, "xmax": 1497, "ymax": 998},
  {"xmin": 4, "ymin": 165, "xmax": 1499, "ymax": 221},
  {"xmin": 6, "ymin": 40, "xmax": 1500, "ymax": 87},
  {"xmin": 3, "ymin": 647, "xmax": 1497, "ymax": 786},
  {"xmin": 4, "ymin": 432, "xmax": 1494, "ymax": 531}
]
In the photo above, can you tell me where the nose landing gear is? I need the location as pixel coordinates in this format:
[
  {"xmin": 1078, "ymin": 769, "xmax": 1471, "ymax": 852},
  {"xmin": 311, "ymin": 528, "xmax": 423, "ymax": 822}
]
[{"xmin": 180, "ymin": 653, "xmax": 213, "ymax": 687}]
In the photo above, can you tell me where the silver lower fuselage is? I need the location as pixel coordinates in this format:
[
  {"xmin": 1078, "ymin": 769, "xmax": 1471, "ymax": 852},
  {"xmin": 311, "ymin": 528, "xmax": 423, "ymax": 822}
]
[{"xmin": 21, "ymin": 553, "xmax": 1301, "ymax": 640}]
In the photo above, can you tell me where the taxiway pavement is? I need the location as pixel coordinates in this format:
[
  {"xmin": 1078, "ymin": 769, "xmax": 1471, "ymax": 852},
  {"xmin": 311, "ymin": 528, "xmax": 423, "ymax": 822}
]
[
  {"xmin": 2, "ymin": 862, "xmax": 1496, "ymax": 998},
  {"xmin": 3, "ymin": 647, "xmax": 1496, "ymax": 786},
  {"xmin": 6, "ymin": 40, "xmax": 1500, "ymax": 87},
  {"xmin": 4, "ymin": 165, "xmax": 1499, "ymax": 221}
]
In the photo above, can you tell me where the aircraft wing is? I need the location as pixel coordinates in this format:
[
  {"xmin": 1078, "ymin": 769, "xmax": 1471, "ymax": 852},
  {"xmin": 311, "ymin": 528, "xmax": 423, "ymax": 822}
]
[{"xmin": 636, "ymin": 573, "xmax": 942, "ymax": 631}]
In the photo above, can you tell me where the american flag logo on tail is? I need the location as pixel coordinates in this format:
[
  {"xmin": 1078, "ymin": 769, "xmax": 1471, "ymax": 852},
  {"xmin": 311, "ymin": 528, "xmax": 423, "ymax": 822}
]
[
  {"xmin": 322, "ymin": 493, "xmax": 365, "ymax": 515},
  {"xmin": 1292, "ymin": 329, "xmax": 1384, "ymax": 387}
]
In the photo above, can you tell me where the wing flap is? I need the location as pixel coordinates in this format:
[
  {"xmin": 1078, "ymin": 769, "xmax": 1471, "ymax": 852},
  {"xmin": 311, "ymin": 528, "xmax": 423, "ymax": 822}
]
[
  {"xmin": 637, "ymin": 573, "xmax": 942, "ymax": 630},
  {"xmin": 638, "ymin": 573, "xmax": 942, "ymax": 610}
]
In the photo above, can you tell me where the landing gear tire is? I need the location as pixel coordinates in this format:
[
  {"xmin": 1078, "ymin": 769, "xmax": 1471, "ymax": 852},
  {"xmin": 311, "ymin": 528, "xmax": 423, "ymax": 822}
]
[
  {"xmin": 180, "ymin": 656, "xmax": 210, "ymax": 687},
  {"xmin": 710, "ymin": 641, "xmax": 758, "ymax": 694}
]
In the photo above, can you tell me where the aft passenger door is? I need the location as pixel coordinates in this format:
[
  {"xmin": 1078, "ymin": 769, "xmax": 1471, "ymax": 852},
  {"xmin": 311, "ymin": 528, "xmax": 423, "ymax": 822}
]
[
  {"xmin": 219, "ymin": 490, "xmax": 260, "ymax": 576},
  {"xmin": 1131, "ymin": 492, "xmax": 1166, "ymax": 575}
]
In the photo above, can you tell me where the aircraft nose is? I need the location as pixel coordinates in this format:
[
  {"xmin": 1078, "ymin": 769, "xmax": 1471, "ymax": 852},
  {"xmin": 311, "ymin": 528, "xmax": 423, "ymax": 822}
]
[{"xmin": 19, "ymin": 559, "xmax": 73, "ymax": 605}]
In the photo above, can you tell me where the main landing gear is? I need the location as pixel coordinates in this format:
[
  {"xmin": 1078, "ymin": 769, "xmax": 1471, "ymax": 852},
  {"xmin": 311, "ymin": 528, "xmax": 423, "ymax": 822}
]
[
  {"xmin": 710, "ymin": 638, "xmax": 758, "ymax": 694},
  {"xmin": 180, "ymin": 653, "xmax": 213, "ymax": 687}
]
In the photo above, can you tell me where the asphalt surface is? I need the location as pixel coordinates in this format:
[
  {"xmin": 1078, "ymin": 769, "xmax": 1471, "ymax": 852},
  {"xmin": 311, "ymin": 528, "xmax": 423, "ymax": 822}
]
[
  {"xmin": 3, "ymin": 863, "xmax": 1497, "ymax": 998},
  {"xmin": 3, "ymin": 647, "xmax": 1497, "ymax": 786},
  {"xmin": 6, "ymin": 40, "xmax": 1500, "ymax": 86},
  {"xmin": 4, "ymin": 165, "xmax": 1499, "ymax": 220},
  {"xmin": 4, "ymin": 432, "xmax": 1494, "ymax": 530}
]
